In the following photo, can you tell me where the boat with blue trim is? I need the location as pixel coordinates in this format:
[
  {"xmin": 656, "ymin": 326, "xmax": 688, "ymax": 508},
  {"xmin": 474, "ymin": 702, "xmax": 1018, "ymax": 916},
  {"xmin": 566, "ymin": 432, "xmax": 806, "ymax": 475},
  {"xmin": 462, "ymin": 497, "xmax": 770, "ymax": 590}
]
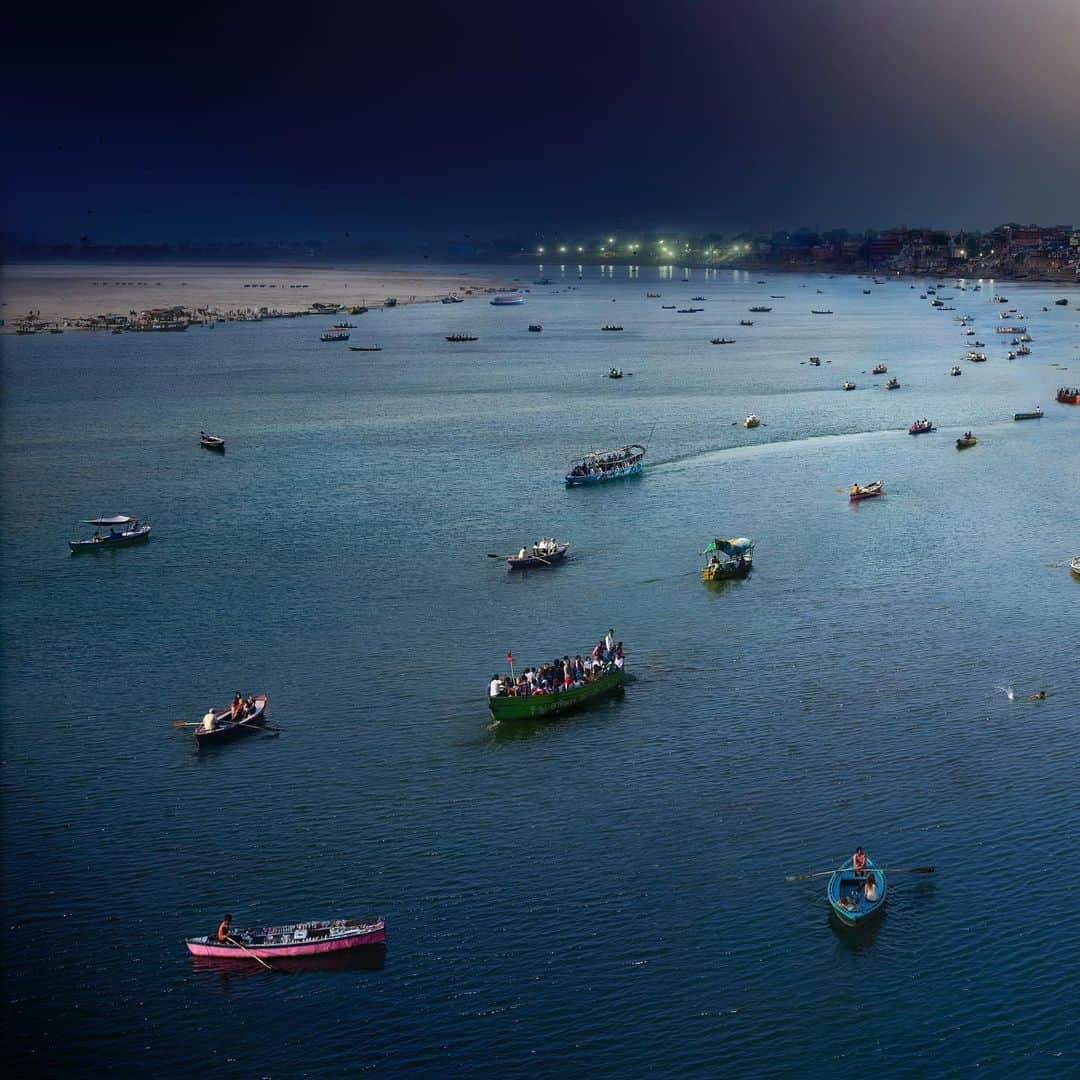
[
  {"xmin": 828, "ymin": 857, "xmax": 886, "ymax": 925},
  {"xmin": 69, "ymin": 515, "xmax": 152, "ymax": 552},
  {"xmin": 565, "ymin": 442, "xmax": 646, "ymax": 486},
  {"xmin": 491, "ymin": 295, "xmax": 525, "ymax": 306}
]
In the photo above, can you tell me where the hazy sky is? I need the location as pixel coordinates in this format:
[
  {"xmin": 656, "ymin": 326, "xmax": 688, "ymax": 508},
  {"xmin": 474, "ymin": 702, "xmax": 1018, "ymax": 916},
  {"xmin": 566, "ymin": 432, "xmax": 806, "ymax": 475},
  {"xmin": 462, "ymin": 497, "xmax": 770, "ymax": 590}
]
[{"xmin": 4, "ymin": 0, "xmax": 1079, "ymax": 243}]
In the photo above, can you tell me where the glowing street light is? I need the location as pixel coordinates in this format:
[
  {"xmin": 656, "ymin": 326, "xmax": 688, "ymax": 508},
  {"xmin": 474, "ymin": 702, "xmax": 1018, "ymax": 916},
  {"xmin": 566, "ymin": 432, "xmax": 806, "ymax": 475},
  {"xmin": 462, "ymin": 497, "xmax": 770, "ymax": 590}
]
[{"xmin": 538, "ymin": 246, "xmax": 545, "ymax": 254}]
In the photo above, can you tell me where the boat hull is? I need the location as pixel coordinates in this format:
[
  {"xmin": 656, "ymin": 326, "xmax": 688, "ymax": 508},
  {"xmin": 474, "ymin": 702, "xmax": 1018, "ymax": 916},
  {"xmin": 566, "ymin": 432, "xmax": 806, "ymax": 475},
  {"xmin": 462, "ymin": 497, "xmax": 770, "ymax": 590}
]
[
  {"xmin": 489, "ymin": 668, "xmax": 624, "ymax": 721},
  {"xmin": 506, "ymin": 544, "xmax": 569, "ymax": 570},
  {"xmin": 186, "ymin": 918, "xmax": 385, "ymax": 959},
  {"xmin": 69, "ymin": 525, "xmax": 152, "ymax": 551},
  {"xmin": 1013, "ymin": 412, "xmax": 1043, "ymax": 421},
  {"xmin": 194, "ymin": 695, "xmax": 269, "ymax": 747},
  {"xmin": 828, "ymin": 859, "xmax": 887, "ymax": 926},
  {"xmin": 956, "ymin": 437, "xmax": 977, "ymax": 449},
  {"xmin": 701, "ymin": 563, "xmax": 751, "ymax": 581}
]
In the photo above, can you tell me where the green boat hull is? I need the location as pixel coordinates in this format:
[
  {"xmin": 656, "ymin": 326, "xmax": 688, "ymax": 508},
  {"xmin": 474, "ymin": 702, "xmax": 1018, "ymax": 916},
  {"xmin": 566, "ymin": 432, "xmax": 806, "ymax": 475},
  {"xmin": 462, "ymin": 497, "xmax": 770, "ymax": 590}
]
[{"xmin": 488, "ymin": 668, "xmax": 624, "ymax": 721}]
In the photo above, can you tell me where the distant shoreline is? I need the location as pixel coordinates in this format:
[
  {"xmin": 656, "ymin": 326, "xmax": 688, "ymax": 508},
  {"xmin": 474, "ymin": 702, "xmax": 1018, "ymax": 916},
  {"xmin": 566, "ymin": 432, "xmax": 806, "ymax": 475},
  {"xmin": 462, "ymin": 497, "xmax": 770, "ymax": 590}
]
[{"xmin": 0, "ymin": 261, "xmax": 516, "ymax": 332}]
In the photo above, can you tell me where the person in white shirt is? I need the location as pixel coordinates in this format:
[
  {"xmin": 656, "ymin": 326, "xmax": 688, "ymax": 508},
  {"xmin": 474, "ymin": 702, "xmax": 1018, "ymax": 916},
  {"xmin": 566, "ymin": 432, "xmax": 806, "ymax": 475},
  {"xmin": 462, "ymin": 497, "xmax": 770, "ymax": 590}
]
[
  {"xmin": 604, "ymin": 628, "xmax": 614, "ymax": 654},
  {"xmin": 202, "ymin": 708, "xmax": 216, "ymax": 732},
  {"xmin": 489, "ymin": 676, "xmax": 502, "ymax": 698},
  {"xmin": 518, "ymin": 547, "xmax": 527, "ymax": 559}
]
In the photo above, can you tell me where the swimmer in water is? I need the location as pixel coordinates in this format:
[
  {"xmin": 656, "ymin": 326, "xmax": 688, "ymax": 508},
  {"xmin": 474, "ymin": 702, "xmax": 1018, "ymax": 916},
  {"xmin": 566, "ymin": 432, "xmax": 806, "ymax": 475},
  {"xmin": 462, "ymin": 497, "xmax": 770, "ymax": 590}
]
[{"xmin": 1028, "ymin": 691, "xmax": 1046, "ymax": 701}]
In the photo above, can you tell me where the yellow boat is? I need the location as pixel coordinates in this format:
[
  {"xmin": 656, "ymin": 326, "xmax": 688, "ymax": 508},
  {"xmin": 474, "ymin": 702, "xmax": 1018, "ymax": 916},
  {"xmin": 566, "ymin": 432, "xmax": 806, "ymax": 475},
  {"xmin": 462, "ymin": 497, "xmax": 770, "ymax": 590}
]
[{"xmin": 701, "ymin": 537, "xmax": 754, "ymax": 581}]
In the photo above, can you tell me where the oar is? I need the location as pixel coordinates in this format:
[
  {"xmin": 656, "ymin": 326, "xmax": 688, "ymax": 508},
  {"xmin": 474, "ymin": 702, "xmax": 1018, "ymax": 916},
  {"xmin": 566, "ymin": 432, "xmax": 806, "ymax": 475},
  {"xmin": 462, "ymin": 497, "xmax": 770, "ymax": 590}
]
[
  {"xmin": 226, "ymin": 935, "xmax": 274, "ymax": 972},
  {"xmin": 786, "ymin": 865, "xmax": 934, "ymax": 882}
]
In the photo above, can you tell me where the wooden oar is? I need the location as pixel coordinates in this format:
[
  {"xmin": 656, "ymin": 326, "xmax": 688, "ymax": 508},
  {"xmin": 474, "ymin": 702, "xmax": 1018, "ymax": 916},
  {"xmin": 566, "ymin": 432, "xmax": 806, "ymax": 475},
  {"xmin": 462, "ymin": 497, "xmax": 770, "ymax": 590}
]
[
  {"xmin": 786, "ymin": 865, "xmax": 934, "ymax": 882},
  {"xmin": 226, "ymin": 935, "xmax": 274, "ymax": 972}
]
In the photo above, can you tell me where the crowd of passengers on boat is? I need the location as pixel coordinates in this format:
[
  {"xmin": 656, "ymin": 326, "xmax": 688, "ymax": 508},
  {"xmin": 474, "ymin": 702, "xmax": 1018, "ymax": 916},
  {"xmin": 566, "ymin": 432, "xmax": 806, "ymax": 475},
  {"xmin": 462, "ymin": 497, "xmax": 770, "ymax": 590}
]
[
  {"xmin": 566, "ymin": 449, "xmax": 639, "ymax": 479},
  {"xmin": 201, "ymin": 692, "xmax": 259, "ymax": 731},
  {"xmin": 489, "ymin": 633, "xmax": 624, "ymax": 698}
]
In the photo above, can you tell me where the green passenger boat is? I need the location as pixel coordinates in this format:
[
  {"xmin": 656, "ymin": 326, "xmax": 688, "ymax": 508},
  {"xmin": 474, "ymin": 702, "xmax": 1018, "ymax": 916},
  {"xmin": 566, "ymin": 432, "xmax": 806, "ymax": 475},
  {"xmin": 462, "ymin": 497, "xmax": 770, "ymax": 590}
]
[{"xmin": 488, "ymin": 668, "xmax": 624, "ymax": 721}]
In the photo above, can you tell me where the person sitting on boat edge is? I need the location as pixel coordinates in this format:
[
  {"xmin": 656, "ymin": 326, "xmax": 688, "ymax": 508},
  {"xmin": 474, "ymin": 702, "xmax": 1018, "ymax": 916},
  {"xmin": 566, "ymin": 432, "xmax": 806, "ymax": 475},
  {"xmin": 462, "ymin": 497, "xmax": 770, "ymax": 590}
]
[
  {"xmin": 863, "ymin": 875, "xmax": 879, "ymax": 903},
  {"xmin": 217, "ymin": 913, "xmax": 233, "ymax": 943},
  {"xmin": 852, "ymin": 847, "xmax": 868, "ymax": 877},
  {"xmin": 614, "ymin": 643, "xmax": 624, "ymax": 670},
  {"xmin": 518, "ymin": 546, "xmax": 527, "ymax": 560}
]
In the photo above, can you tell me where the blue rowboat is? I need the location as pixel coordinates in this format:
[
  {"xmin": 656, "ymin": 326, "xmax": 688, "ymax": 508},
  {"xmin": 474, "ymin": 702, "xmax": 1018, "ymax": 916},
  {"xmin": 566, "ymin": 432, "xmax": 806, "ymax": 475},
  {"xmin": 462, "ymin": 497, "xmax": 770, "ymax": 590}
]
[
  {"xmin": 828, "ymin": 858, "xmax": 887, "ymax": 925},
  {"xmin": 565, "ymin": 443, "xmax": 646, "ymax": 486}
]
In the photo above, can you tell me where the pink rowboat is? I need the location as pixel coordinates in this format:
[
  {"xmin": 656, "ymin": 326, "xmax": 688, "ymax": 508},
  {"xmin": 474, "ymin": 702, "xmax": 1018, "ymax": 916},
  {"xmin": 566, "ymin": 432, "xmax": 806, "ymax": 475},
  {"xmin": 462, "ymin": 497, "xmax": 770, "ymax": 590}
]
[{"xmin": 185, "ymin": 917, "xmax": 385, "ymax": 960}]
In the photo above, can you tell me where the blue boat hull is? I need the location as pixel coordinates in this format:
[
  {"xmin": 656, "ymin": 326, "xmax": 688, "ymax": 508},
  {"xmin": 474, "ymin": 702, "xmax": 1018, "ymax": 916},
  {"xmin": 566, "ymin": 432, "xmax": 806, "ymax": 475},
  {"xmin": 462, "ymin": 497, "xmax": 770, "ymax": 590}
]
[
  {"xmin": 565, "ymin": 461, "xmax": 643, "ymax": 486},
  {"xmin": 828, "ymin": 858, "xmax": 887, "ymax": 926}
]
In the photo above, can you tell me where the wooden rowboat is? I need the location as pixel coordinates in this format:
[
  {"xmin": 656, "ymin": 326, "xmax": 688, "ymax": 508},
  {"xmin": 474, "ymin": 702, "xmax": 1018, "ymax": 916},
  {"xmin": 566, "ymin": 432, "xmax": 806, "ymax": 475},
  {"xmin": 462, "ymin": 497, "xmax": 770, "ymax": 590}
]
[
  {"xmin": 956, "ymin": 434, "xmax": 977, "ymax": 449},
  {"xmin": 186, "ymin": 917, "xmax": 385, "ymax": 960},
  {"xmin": 194, "ymin": 694, "xmax": 269, "ymax": 747},
  {"xmin": 828, "ymin": 858, "xmax": 887, "ymax": 926},
  {"xmin": 200, "ymin": 432, "xmax": 225, "ymax": 451},
  {"xmin": 849, "ymin": 481, "xmax": 884, "ymax": 502},
  {"xmin": 489, "ymin": 667, "xmax": 624, "ymax": 721}
]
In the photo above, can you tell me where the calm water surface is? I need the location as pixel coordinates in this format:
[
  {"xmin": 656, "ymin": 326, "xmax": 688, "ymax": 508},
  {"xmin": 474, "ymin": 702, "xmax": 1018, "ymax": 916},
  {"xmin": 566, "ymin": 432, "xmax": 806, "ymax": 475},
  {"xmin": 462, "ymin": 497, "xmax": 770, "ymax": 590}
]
[{"xmin": 2, "ymin": 266, "xmax": 1079, "ymax": 1077}]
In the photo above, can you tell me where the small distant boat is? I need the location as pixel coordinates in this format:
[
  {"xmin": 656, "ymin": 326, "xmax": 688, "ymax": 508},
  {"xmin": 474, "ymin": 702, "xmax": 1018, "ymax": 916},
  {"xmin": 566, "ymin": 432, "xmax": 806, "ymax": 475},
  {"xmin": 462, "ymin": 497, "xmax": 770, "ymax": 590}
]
[
  {"xmin": 349, "ymin": 345, "xmax": 382, "ymax": 352},
  {"xmin": 1056, "ymin": 387, "xmax": 1080, "ymax": 404},
  {"xmin": 769, "ymin": 295, "xmax": 786, "ymax": 299},
  {"xmin": 446, "ymin": 333, "xmax": 479, "ymax": 342},
  {"xmin": 909, "ymin": 419, "xmax": 935, "ymax": 434},
  {"xmin": 677, "ymin": 308, "xmax": 703, "ymax": 314},
  {"xmin": 690, "ymin": 296, "xmax": 708, "ymax": 301},
  {"xmin": 742, "ymin": 415, "xmax": 760, "ymax": 428},
  {"xmin": 69, "ymin": 515, "xmax": 151, "ymax": 552},
  {"xmin": 646, "ymin": 292, "xmax": 661, "ymax": 298},
  {"xmin": 506, "ymin": 543, "xmax": 570, "ymax": 570},
  {"xmin": 320, "ymin": 330, "xmax": 349, "ymax": 342},
  {"xmin": 601, "ymin": 324, "xmax": 624, "ymax": 331},
  {"xmin": 533, "ymin": 278, "xmax": 553, "ymax": 285},
  {"xmin": 828, "ymin": 858, "xmax": 886, "ymax": 926},
  {"xmin": 811, "ymin": 309, "xmax": 833, "ymax": 315},
  {"xmin": 1020, "ymin": 334, "xmax": 1033, "ymax": 342},
  {"xmin": 1071, "ymin": 555, "xmax": 1080, "ymax": 578},
  {"xmin": 332, "ymin": 321, "xmax": 356, "ymax": 329},
  {"xmin": 528, "ymin": 324, "xmax": 543, "ymax": 332},
  {"xmin": 885, "ymin": 377, "xmax": 900, "ymax": 390},
  {"xmin": 749, "ymin": 306, "xmax": 772, "ymax": 313},
  {"xmin": 1013, "ymin": 408, "xmax": 1043, "ymax": 421},
  {"xmin": 842, "ymin": 382, "xmax": 856, "ymax": 391},
  {"xmin": 194, "ymin": 694, "xmax": 270, "ymax": 747},
  {"xmin": 863, "ymin": 289, "xmax": 872, "ymax": 294},
  {"xmin": 565, "ymin": 442, "xmax": 647, "ymax": 486},
  {"xmin": 661, "ymin": 305, "xmax": 676, "ymax": 309},
  {"xmin": 491, "ymin": 295, "xmax": 525, "ymax": 306},
  {"xmin": 711, "ymin": 337, "xmax": 736, "ymax": 345},
  {"xmin": 185, "ymin": 916, "xmax": 385, "ymax": 961},
  {"xmin": 950, "ymin": 366, "xmax": 962, "ymax": 376},
  {"xmin": 849, "ymin": 481, "xmax": 884, "ymax": 502},
  {"xmin": 739, "ymin": 320, "xmax": 754, "ymax": 326},
  {"xmin": 384, "ymin": 297, "xmax": 398, "ymax": 307},
  {"xmin": 701, "ymin": 536, "xmax": 754, "ymax": 581},
  {"xmin": 441, "ymin": 296, "xmax": 464, "ymax": 304},
  {"xmin": 956, "ymin": 432, "xmax": 977, "ymax": 449},
  {"xmin": 871, "ymin": 363, "xmax": 888, "ymax": 375},
  {"xmin": 111, "ymin": 328, "xmax": 123, "ymax": 334},
  {"xmin": 608, "ymin": 368, "xmax": 624, "ymax": 379},
  {"xmin": 200, "ymin": 432, "xmax": 226, "ymax": 452},
  {"xmin": 349, "ymin": 305, "xmax": 369, "ymax": 314},
  {"xmin": 966, "ymin": 352, "xmax": 987, "ymax": 362},
  {"xmin": 1055, "ymin": 298, "xmax": 1069, "ymax": 306},
  {"xmin": 808, "ymin": 356, "xmax": 821, "ymax": 366}
]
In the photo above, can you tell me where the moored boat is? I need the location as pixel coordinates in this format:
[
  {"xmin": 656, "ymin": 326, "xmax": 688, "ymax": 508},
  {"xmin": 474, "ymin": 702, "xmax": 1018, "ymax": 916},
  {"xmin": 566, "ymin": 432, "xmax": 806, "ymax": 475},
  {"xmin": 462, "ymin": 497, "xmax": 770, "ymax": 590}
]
[
  {"xmin": 186, "ymin": 916, "xmax": 385, "ymax": 960},
  {"xmin": 69, "ymin": 515, "xmax": 151, "ymax": 552},
  {"xmin": 193, "ymin": 694, "xmax": 269, "ymax": 747},
  {"xmin": 565, "ymin": 442, "xmax": 647, "ymax": 486},
  {"xmin": 701, "ymin": 536, "xmax": 753, "ymax": 580},
  {"xmin": 849, "ymin": 481, "xmax": 884, "ymax": 502},
  {"xmin": 200, "ymin": 431, "xmax": 226, "ymax": 451},
  {"xmin": 1014, "ymin": 407, "xmax": 1043, "ymax": 421},
  {"xmin": 828, "ymin": 858, "xmax": 887, "ymax": 926}
]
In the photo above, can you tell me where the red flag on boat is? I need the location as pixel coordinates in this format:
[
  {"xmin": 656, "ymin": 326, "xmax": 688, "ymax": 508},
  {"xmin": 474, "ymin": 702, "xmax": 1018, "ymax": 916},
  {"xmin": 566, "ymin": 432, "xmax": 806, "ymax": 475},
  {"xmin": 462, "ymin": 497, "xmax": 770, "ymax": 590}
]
[{"xmin": 506, "ymin": 651, "xmax": 514, "ymax": 664}]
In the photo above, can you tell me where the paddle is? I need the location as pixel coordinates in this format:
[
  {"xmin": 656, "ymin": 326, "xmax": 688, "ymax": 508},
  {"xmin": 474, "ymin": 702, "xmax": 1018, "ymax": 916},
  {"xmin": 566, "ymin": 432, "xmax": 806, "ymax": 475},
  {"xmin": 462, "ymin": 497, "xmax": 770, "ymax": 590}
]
[
  {"xmin": 488, "ymin": 551, "xmax": 554, "ymax": 566},
  {"xmin": 786, "ymin": 865, "xmax": 935, "ymax": 882},
  {"xmin": 226, "ymin": 934, "xmax": 274, "ymax": 972}
]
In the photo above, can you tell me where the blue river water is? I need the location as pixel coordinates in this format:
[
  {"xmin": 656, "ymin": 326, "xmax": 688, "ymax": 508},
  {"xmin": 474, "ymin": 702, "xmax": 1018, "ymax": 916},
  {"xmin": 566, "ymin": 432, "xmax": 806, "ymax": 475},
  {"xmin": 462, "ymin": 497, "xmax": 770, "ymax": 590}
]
[{"xmin": 2, "ymin": 265, "xmax": 1078, "ymax": 1077}]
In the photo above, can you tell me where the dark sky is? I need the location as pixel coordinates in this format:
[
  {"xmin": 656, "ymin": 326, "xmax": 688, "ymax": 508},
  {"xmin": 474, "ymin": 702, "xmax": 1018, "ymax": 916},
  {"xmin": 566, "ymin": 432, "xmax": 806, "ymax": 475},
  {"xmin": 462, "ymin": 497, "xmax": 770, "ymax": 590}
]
[{"xmin": 4, "ymin": 0, "xmax": 1079, "ymax": 244}]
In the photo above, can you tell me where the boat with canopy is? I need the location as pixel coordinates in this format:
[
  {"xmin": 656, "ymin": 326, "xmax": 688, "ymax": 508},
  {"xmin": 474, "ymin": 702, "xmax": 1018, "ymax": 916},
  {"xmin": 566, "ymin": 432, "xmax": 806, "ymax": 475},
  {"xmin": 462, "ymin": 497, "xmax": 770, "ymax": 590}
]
[
  {"xmin": 69, "ymin": 516, "xmax": 151, "ymax": 552},
  {"xmin": 565, "ymin": 441, "xmax": 647, "ymax": 486},
  {"xmin": 701, "ymin": 537, "xmax": 754, "ymax": 580},
  {"xmin": 186, "ymin": 916, "xmax": 386, "ymax": 961}
]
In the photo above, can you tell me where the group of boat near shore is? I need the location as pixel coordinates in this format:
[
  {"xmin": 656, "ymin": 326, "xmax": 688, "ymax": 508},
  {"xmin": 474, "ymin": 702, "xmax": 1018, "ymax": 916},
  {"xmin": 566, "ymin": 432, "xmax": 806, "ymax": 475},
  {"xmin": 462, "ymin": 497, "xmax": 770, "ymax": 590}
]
[{"xmin": 62, "ymin": 275, "xmax": 1076, "ymax": 962}]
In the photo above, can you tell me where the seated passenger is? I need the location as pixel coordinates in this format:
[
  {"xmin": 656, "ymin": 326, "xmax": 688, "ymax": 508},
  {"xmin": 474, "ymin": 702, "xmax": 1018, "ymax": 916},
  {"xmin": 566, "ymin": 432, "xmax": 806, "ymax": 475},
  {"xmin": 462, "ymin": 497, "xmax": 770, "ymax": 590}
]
[
  {"xmin": 852, "ymin": 847, "xmax": 868, "ymax": 877},
  {"xmin": 864, "ymin": 876, "xmax": 879, "ymax": 903}
]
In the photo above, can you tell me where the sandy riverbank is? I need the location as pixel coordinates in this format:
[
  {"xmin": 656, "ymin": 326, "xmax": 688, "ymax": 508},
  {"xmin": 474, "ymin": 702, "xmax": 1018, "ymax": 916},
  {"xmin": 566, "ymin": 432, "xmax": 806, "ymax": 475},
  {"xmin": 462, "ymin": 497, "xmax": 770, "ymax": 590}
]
[{"xmin": 0, "ymin": 262, "xmax": 512, "ymax": 328}]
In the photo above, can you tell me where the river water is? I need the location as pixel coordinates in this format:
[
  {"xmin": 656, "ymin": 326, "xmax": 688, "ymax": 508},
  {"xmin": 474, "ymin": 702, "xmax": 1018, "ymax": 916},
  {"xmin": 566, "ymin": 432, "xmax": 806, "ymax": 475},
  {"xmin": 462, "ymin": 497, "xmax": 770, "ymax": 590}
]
[{"xmin": 2, "ymin": 265, "xmax": 1078, "ymax": 1077}]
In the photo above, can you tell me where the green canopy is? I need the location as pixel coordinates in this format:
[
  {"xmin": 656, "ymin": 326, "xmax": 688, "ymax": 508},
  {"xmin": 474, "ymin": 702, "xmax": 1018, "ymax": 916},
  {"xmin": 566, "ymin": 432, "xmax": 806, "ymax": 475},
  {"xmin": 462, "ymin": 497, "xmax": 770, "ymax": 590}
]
[{"xmin": 702, "ymin": 537, "xmax": 754, "ymax": 555}]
